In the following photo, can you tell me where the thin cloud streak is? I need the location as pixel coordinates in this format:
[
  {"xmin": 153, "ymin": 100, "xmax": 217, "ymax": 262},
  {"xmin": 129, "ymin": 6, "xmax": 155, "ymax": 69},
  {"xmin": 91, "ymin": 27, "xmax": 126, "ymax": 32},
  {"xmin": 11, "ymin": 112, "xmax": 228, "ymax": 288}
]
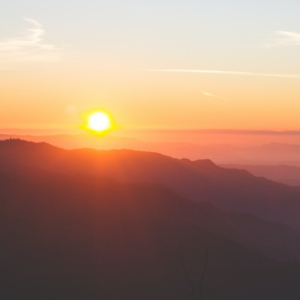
[
  {"xmin": 203, "ymin": 92, "xmax": 227, "ymax": 100},
  {"xmin": 0, "ymin": 18, "xmax": 63, "ymax": 67},
  {"xmin": 265, "ymin": 31, "xmax": 300, "ymax": 47},
  {"xmin": 148, "ymin": 69, "xmax": 300, "ymax": 79}
]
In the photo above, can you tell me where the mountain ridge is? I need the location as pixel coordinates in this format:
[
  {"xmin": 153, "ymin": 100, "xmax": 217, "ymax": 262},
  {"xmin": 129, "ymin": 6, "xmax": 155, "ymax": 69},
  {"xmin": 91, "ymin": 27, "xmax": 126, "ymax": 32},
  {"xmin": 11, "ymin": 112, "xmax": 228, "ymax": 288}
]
[
  {"xmin": 2, "ymin": 139, "xmax": 300, "ymax": 228},
  {"xmin": 2, "ymin": 139, "xmax": 300, "ymax": 298}
]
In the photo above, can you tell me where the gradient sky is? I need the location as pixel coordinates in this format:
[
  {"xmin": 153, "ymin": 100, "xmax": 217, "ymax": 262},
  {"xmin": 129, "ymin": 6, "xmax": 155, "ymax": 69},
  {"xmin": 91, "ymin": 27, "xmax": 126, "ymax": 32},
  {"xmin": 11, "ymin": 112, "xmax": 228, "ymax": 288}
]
[{"xmin": 1, "ymin": 0, "xmax": 300, "ymax": 132}]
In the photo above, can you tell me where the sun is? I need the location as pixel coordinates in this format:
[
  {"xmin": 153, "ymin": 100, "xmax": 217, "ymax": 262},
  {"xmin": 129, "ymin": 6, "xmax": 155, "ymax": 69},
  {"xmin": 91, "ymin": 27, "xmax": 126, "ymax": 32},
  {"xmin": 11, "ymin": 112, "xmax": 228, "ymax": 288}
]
[{"xmin": 87, "ymin": 112, "xmax": 111, "ymax": 132}]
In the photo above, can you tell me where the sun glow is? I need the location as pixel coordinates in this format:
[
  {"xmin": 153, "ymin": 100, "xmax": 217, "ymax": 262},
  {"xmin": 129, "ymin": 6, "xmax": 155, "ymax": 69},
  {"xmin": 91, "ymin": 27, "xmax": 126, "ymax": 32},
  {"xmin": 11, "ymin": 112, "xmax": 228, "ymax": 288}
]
[{"xmin": 87, "ymin": 112, "xmax": 111, "ymax": 132}]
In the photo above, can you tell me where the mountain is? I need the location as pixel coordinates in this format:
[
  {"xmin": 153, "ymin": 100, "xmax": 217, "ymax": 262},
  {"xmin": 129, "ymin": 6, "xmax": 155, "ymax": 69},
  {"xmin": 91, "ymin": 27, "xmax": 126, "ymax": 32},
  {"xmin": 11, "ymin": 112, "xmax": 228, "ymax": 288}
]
[
  {"xmin": 1, "ymin": 139, "xmax": 300, "ymax": 229},
  {"xmin": 2, "ymin": 160, "xmax": 300, "ymax": 299},
  {"xmin": 0, "ymin": 133, "xmax": 146, "ymax": 150},
  {"xmin": 153, "ymin": 142, "xmax": 300, "ymax": 165},
  {"xmin": 4, "ymin": 134, "xmax": 300, "ymax": 165},
  {"xmin": 221, "ymin": 163, "xmax": 300, "ymax": 186}
]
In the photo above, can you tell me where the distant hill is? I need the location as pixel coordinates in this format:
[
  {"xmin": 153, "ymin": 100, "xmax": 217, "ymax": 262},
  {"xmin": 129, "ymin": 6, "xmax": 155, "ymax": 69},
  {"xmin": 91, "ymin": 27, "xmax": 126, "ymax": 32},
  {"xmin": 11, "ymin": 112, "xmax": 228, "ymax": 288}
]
[
  {"xmin": 2, "ymin": 160, "xmax": 300, "ymax": 299},
  {"xmin": 221, "ymin": 164, "xmax": 300, "ymax": 186},
  {"xmin": 1, "ymin": 139, "xmax": 300, "ymax": 229},
  {"xmin": 4, "ymin": 134, "xmax": 300, "ymax": 165},
  {"xmin": 154, "ymin": 142, "xmax": 300, "ymax": 165},
  {"xmin": 0, "ymin": 133, "xmax": 146, "ymax": 150}
]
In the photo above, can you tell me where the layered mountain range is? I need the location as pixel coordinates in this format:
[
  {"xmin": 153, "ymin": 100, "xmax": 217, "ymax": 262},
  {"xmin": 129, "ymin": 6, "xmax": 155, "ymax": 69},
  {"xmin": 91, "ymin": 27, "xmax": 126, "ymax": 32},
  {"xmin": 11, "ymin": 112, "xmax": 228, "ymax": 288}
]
[{"xmin": 1, "ymin": 139, "xmax": 300, "ymax": 299}]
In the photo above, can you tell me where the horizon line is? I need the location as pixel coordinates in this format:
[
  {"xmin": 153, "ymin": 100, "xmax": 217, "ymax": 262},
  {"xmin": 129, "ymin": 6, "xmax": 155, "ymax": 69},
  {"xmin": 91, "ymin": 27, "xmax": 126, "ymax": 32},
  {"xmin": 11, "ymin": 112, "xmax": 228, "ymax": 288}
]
[{"xmin": 3, "ymin": 129, "xmax": 300, "ymax": 136}]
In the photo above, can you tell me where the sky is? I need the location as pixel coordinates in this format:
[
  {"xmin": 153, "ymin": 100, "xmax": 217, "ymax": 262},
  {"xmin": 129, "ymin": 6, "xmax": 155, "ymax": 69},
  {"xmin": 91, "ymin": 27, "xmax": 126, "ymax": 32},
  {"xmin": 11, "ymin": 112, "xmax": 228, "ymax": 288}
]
[{"xmin": 1, "ymin": 0, "xmax": 300, "ymax": 133}]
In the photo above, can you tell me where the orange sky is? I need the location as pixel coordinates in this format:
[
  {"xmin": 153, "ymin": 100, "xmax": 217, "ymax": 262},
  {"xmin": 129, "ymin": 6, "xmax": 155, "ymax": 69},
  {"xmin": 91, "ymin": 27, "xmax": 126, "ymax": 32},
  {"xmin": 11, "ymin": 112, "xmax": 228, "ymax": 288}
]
[
  {"xmin": 1, "ymin": 66, "xmax": 300, "ymax": 133},
  {"xmin": 1, "ymin": 1, "xmax": 300, "ymax": 134}
]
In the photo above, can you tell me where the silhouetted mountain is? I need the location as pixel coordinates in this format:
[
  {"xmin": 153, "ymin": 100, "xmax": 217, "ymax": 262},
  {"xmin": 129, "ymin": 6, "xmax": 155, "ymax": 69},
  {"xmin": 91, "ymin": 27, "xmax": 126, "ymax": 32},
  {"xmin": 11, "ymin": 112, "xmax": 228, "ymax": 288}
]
[
  {"xmin": 1, "ymin": 139, "xmax": 300, "ymax": 229},
  {"xmin": 4, "ymin": 134, "xmax": 300, "ymax": 166},
  {"xmin": 0, "ymin": 133, "xmax": 145, "ymax": 150},
  {"xmin": 221, "ymin": 163, "xmax": 300, "ymax": 186},
  {"xmin": 2, "ymin": 161, "xmax": 300, "ymax": 299}
]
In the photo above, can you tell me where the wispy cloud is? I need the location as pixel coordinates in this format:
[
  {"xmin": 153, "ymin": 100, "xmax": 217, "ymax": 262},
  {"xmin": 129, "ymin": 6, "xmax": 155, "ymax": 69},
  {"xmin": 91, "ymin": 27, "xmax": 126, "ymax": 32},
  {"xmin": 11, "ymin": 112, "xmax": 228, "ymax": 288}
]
[
  {"xmin": 0, "ymin": 18, "xmax": 63, "ymax": 67},
  {"xmin": 148, "ymin": 69, "xmax": 300, "ymax": 79},
  {"xmin": 203, "ymin": 92, "xmax": 227, "ymax": 100},
  {"xmin": 265, "ymin": 31, "xmax": 300, "ymax": 47}
]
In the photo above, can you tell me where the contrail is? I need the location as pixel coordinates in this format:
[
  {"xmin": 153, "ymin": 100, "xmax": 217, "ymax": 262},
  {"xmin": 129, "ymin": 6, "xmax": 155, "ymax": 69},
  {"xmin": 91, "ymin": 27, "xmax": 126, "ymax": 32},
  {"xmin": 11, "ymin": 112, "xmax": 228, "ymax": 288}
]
[{"xmin": 147, "ymin": 69, "xmax": 300, "ymax": 79}]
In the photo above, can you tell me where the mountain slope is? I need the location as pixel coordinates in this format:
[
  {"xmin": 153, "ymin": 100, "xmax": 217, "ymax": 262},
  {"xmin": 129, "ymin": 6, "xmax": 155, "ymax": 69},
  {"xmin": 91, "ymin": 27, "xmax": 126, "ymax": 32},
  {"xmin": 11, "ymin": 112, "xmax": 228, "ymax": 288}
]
[
  {"xmin": 1, "ymin": 139, "xmax": 300, "ymax": 229},
  {"xmin": 1, "ymin": 164, "xmax": 300, "ymax": 299},
  {"xmin": 0, "ymin": 163, "xmax": 271, "ymax": 300},
  {"xmin": 221, "ymin": 163, "xmax": 300, "ymax": 186}
]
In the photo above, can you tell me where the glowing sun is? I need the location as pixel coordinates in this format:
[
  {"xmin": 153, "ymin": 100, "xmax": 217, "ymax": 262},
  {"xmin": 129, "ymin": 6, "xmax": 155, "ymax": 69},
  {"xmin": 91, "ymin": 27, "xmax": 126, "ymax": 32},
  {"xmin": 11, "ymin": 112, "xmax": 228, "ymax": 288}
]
[{"xmin": 87, "ymin": 112, "xmax": 111, "ymax": 132}]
